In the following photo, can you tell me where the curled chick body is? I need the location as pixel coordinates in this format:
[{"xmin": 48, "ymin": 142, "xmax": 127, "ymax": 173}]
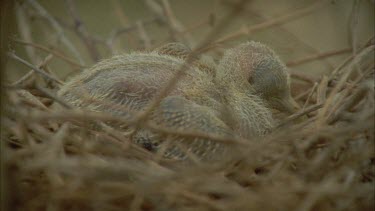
[{"xmin": 58, "ymin": 41, "xmax": 295, "ymax": 160}]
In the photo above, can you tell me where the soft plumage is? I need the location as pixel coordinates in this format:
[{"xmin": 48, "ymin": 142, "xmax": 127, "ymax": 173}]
[{"xmin": 57, "ymin": 41, "xmax": 297, "ymax": 160}]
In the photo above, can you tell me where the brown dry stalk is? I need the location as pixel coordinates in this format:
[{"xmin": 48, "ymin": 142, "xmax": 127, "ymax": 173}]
[
  {"xmin": 330, "ymin": 36, "xmax": 374, "ymax": 79},
  {"xmin": 12, "ymin": 39, "xmax": 85, "ymax": 68},
  {"xmin": 34, "ymin": 84, "xmax": 71, "ymax": 109},
  {"xmin": 223, "ymin": 0, "xmax": 336, "ymax": 70},
  {"xmin": 212, "ymin": 0, "xmax": 328, "ymax": 45},
  {"xmin": 316, "ymin": 76, "xmax": 329, "ymax": 105},
  {"xmin": 328, "ymin": 85, "xmax": 369, "ymax": 124},
  {"xmin": 317, "ymin": 44, "xmax": 374, "ymax": 125},
  {"xmin": 26, "ymin": 0, "xmax": 85, "ymax": 65},
  {"xmin": 15, "ymin": 3, "xmax": 38, "ymax": 63},
  {"xmin": 290, "ymin": 71, "xmax": 318, "ymax": 84},
  {"xmin": 64, "ymin": 0, "xmax": 101, "ymax": 62},
  {"xmin": 276, "ymin": 103, "xmax": 324, "ymax": 128},
  {"xmin": 302, "ymin": 82, "xmax": 318, "ymax": 109},
  {"xmin": 11, "ymin": 54, "xmax": 54, "ymax": 87},
  {"xmin": 15, "ymin": 108, "xmax": 248, "ymax": 147},
  {"xmin": 136, "ymin": 20, "xmax": 152, "ymax": 49},
  {"xmin": 286, "ymin": 47, "xmax": 353, "ymax": 67},
  {"xmin": 7, "ymin": 51, "xmax": 64, "ymax": 85}
]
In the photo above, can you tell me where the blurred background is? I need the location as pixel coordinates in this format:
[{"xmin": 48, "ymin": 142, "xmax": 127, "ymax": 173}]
[{"xmin": 4, "ymin": 0, "xmax": 375, "ymax": 87}]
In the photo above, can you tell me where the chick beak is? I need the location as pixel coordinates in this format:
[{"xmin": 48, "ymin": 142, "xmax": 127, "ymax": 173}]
[{"xmin": 280, "ymin": 95, "xmax": 300, "ymax": 114}]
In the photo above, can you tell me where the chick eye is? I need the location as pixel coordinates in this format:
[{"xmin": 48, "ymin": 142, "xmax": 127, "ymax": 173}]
[
  {"xmin": 248, "ymin": 75, "xmax": 254, "ymax": 84},
  {"xmin": 142, "ymin": 142, "xmax": 152, "ymax": 151}
]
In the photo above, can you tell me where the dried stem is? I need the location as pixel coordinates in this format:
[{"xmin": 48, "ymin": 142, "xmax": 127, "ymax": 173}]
[
  {"xmin": 11, "ymin": 54, "xmax": 54, "ymax": 87},
  {"xmin": 286, "ymin": 47, "xmax": 353, "ymax": 67},
  {"xmin": 26, "ymin": 0, "xmax": 85, "ymax": 65},
  {"xmin": 276, "ymin": 103, "xmax": 323, "ymax": 128},
  {"xmin": 7, "ymin": 51, "xmax": 64, "ymax": 85},
  {"xmin": 13, "ymin": 39, "xmax": 85, "ymax": 68},
  {"xmin": 64, "ymin": 0, "xmax": 101, "ymax": 62},
  {"xmin": 212, "ymin": 0, "xmax": 328, "ymax": 45}
]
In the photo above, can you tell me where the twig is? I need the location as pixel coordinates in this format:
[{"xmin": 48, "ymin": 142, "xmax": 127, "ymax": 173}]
[
  {"xmin": 276, "ymin": 104, "xmax": 324, "ymax": 129},
  {"xmin": 11, "ymin": 54, "xmax": 54, "ymax": 87},
  {"xmin": 27, "ymin": 0, "xmax": 85, "ymax": 65},
  {"xmin": 328, "ymin": 86, "xmax": 369, "ymax": 124},
  {"xmin": 13, "ymin": 39, "xmax": 85, "ymax": 68},
  {"xmin": 136, "ymin": 20, "xmax": 152, "ymax": 49},
  {"xmin": 17, "ymin": 107, "xmax": 247, "ymax": 146},
  {"xmin": 330, "ymin": 36, "xmax": 374, "ymax": 80},
  {"xmin": 317, "ymin": 44, "xmax": 374, "ymax": 125},
  {"xmin": 212, "ymin": 0, "xmax": 328, "ymax": 45},
  {"xmin": 106, "ymin": 17, "xmax": 161, "ymax": 52},
  {"xmin": 129, "ymin": 194, "xmax": 144, "ymax": 211},
  {"xmin": 349, "ymin": 0, "xmax": 362, "ymax": 75},
  {"xmin": 109, "ymin": 0, "xmax": 137, "ymax": 52},
  {"xmin": 177, "ymin": 18, "xmax": 210, "ymax": 36},
  {"xmin": 286, "ymin": 47, "xmax": 353, "ymax": 67},
  {"xmin": 316, "ymin": 76, "xmax": 329, "ymax": 105},
  {"xmin": 64, "ymin": 0, "xmax": 101, "ymax": 62},
  {"xmin": 146, "ymin": 122, "xmax": 246, "ymax": 146},
  {"xmin": 7, "ymin": 51, "xmax": 64, "ymax": 85},
  {"xmin": 160, "ymin": 0, "xmax": 195, "ymax": 45},
  {"xmin": 178, "ymin": 190, "xmax": 226, "ymax": 211},
  {"xmin": 15, "ymin": 89, "xmax": 49, "ymax": 110},
  {"xmin": 290, "ymin": 71, "xmax": 318, "ymax": 84},
  {"xmin": 15, "ymin": 3, "xmax": 38, "ymax": 63},
  {"xmin": 295, "ymin": 86, "xmax": 314, "ymax": 101},
  {"xmin": 325, "ymin": 64, "xmax": 374, "ymax": 124},
  {"xmin": 223, "ymin": 0, "xmax": 335, "ymax": 69},
  {"xmin": 34, "ymin": 84, "xmax": 72, "ymax": 109},
  {"xmin": 303, "ymin": 82, "xmax": 318, "ymax": 109}
]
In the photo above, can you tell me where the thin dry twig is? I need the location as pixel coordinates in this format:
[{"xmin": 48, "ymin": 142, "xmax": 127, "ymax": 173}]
[
  {"xmin": 303, "ymin": 82, "xmax": 318, "ymax": 109},
  {"xmin": 7, "ymin": 51, "xmax": 64, "ymax": 85},
  {"xmin": 286, "ymin": 47, "xmax": 353, "ymax": 67},
  {"xmin": 34, "ymin": 84, "xmax": 71, "ymax": 109},
  {"xmin": 64, "ymin": 0, "xmax": 101, "ymax": 62},
  {"xmin": 106, "ymin": 17, "xmax": 162, "ymax": 51},
  {"xmin": 136, "ymin": 20, "xmax": 152, "ymax": 49},
  {"xmin": 349, "ymin": 0, "xmax": 361, "ymax": 72},
  {"xmin": 290, "ymin": 71, "xmax": 318, "ymax": 84},
  {"xmin": 13, "ymin": 39, "xmax": 85, "ymax": 68},
  {"xmin": 330, "ymin": 36, "xmax": 374, "ymax": 79},
  {"xmin": 316, "ymin": 76, "xmax": 329, "ymax": 105},
  {"xmin": 11, "ymin": 54, "xmax": 54, "ymax": 87},
  {"xmin": 15, "ymin": 3, "xmax": 38, "ymax": 63},
  {"xmin": 223, "ymin": 0, "xmax": 335, "ymax": 69},
  {"xmin": 144, "ymin": 0, "xmax": 194, "ymax": 46},
  {"xmin": 318, "ymin": 44, "xmax": 374, "ymax": 124},
  {"xmin": 276, "ymin": 103, "xmax": 323, "ymax": 128},
  {"xmin": 212, "ymin": 0, "xmax": 328, "ymax": 45},
  {"xmin": 26, "ymin": 0, "xmax": 85, "ymax": 65},
  {"xmin": 164, "ymin": 0, "xmax": 195, "ymax": 45},
  {"xmin": 328, "ymin": 85, "xmax": 369, "ymax": 124}
]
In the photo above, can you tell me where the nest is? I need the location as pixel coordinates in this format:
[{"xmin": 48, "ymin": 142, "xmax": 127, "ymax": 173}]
[{"xmin": 2, "ymin": 0, "xmax": 374, "ymax": 210}]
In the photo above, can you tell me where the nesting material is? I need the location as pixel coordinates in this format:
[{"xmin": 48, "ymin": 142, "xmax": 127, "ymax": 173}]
[{"xmin": 3, "ymin": 38, "xmax": 374, "ymax": 211}]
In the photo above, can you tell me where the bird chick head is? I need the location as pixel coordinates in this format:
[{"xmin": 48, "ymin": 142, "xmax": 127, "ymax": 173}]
[{"xmin": 219, "ymin": 41, "xmax": 300, "ymax": 114}]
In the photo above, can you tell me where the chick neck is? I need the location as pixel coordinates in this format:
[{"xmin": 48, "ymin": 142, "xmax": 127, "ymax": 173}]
[{"xmin": 213, "ymin": 50, "xmax": 274, "ymax": 138}]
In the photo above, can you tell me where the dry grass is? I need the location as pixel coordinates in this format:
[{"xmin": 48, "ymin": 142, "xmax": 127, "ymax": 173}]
[{"xmin": 1, "ymin": 0, "xmax": 374, "ymax": 210}]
